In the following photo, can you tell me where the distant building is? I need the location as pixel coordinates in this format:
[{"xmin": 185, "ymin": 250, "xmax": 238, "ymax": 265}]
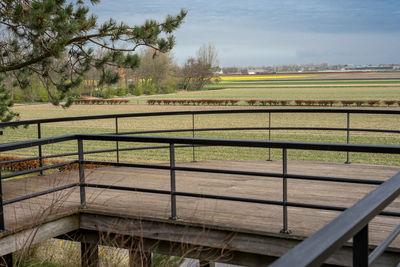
[
  {"xmin": 247, "ymin": 68, "xmax": 275, "ymax": 75},
  {"xmin": 343, "ymin": 65, "xmax": 398, "ymax": 71},
  {"xmin": 214, "ymin": 69, "xmax": 224, "ymax": 75}
]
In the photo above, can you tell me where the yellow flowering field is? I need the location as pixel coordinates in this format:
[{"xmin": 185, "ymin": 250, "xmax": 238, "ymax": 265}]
[{"xmin": 216, "ymin": 74, "xmax": 316, "ymax": 81}]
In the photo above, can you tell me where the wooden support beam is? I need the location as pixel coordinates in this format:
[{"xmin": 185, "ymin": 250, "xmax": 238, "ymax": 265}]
[
  {"xmin": 0, "ymin": 215, "xmax": 79, "ymax": 257},
  {"xmin": 79, "ymin": 213, "xmax": 400, "ymax": 267}
]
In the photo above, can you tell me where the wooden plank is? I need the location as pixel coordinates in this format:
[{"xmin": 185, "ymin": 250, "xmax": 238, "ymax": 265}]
[
  {"xmin": 0, "ymin": 160, "xmax": 399, "ymax": 258},
  {"xmin": 79, "ymin": 213, "xmax": 400, "ymax": 267},
  {"xmin": 0, "ymin": 215, "xmax": 79, "ymax": 256}
]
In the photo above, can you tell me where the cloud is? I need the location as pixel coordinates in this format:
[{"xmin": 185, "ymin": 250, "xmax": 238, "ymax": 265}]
[{"xmin": 90, "ymin": 0, "xmax": 400, "ymax": 66}]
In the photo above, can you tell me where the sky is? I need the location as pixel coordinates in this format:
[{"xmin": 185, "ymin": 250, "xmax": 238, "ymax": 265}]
[{"xmin": 90, "ymin": 0, "xmax": 400, "ymax": 67}]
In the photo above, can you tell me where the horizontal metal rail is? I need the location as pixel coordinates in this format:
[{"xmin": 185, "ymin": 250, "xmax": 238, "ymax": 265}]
[
  {"xmin": 1, "ymin": 133, "xmax": 399, "ymax": 154},
  {"xmin": 368, "ymin": 224, "xmax": 400, "ymax": 265},
  {"xmin": 82, "ymin": 182, "xmax": 399, "ymax": 217},
  {"xmin": 3, "ymin": 182, "xmax": 78, "ymax": 205},
  {"xmin": 84, "ymin": 160, "xmax": 384, "ymax": 185},
  {"xmin": 77, "ymin": 134, "xmax": 400, "ymax": 154},
  {"xmin": 85, "ymin": 183, "xmax": 171, "ymax": 195},
  {"xmin": 84, "ymin": 183, "xmax": 283, "ymax": 206},
  {"xmin": 0, "ymin": 155, "xmax": 60, "ymax": 166},
  {"xmin": 0, "ymin": 134, "xmax": 75, "ymax": 152},
  {"xmin": 0, "ymin": 145, "xmax": 197, "ymax": 167},
  {"xmin": 84, "ymin": 160, "xmax": 171, "ymax": 171},
  {"xmin": 83, "ymin": 160, "xmax": 399, "ymax": 217},
  {"xmin": 115, "ymin": 126, "xmax": 400, "ymax": 136},
  {"xmin": 1, "ymin": 108, "xmax": 400, "ymax": 128},
  {"xmin": 270, "ymin": 171, "xmax": 400, "ymax": 267},
  {"xmin": 82, "ymin": 144, "xmax": 195, "ymax": 155}
]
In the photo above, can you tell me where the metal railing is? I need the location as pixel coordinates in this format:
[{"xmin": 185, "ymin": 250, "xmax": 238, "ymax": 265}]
[
  {"xmin": 0, "ymin": 134, "xmax": 399, "ymax": 262},
  {"xmin": 270, "ymin": 172, "xmax": 400, "ymax": 267},
  {"xmin": 1, "ymin": 108, "xmax": 400, "ymax": 165},
  {"xmin": 0, "ymin": 108, "xmax": 399, "ymax": 265}
]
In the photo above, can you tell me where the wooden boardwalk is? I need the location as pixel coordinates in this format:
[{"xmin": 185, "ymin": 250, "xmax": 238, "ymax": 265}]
[{"xmin": 2, "ymin": 160, "xmax": 400, "ymax": 252}]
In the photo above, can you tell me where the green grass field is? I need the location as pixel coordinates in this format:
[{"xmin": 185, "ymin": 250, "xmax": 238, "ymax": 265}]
[
  {"xmin": 129, "ymin": 74, "xmax": 400, "ymax": 104},
  {"xmin": 1, "ymin": 103, "xmax": 399, "ymax": 167},
  {"xmin": 2, "ymin": 72, "xmax": 400, "ymax": 168},
  {"xmin": 206, "ymin": 80, "xmax": 400, "ymax": 87}
]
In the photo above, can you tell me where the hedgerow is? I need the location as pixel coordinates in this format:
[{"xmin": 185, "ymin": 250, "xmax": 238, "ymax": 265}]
[
  {"xmin": 0, "ymin": 156, "xmax": 104, "ymax": 173},
  {"xmin": 145, "ymin": 99, "xmax": 400, "ymax": 107},
  {"xmin": 73, "ymin": 99, "xmax": 129, "ymax": 104}
]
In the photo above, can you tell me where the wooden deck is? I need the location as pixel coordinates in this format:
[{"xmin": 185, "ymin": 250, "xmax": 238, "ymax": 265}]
[{"xmin": 2, "ymin": 160, "xmax": 400, "ymax": 252}]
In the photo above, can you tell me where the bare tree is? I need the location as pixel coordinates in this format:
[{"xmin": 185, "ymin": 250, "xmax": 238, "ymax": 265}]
[
  {"xmin": 180, "ymin": 44, "xmax": 219, "ymax": 90},
  {"xmin": 196, "ymin": 43, "xmax": 219, "ymax": 70}
]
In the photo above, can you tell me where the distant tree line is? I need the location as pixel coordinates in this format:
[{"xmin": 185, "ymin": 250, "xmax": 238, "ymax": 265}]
[
  {"xmin": 8, "ymin": 43, "xmax": 219, "ymax": 103},
  {"xmin": 221, "ymin": 63, "xmax": 400, "ymax": 74},
  {"xmin": 221, "ymin": 63, "xmax": 347, "ymax": 74}
]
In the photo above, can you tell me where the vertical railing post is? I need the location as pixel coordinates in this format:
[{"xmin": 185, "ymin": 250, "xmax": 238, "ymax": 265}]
[
  {"xmin": 0, "ymin": 169, "xmax": 5, "ymax": 231},
  {"xmin": 78, "ymin": 139, "xmax": 87, "ymax": 208},
  {"xmin": 115, "ymin": 117, "xmax": 119, "ymax": 164},
  {"xmin": 353, "ymin": 224, "xmax": 369, "ymax": 267},
  {"xmin": 345, "ymin": 112, "xmax": 351, "ymax": 164},
  {"xmin": 280, "ymin": 148, "xmax": 291, "ymax": 234},
  {"xmin": 267, "ymin": 112, "xmax": 272, "ymax": 161},
  {"xmin": 192, "ymin": 113, "xmax": 196, "ymax": 162},
  {"xmin": 37, "ymin": 123, "xmax": 43, "ymax": 175},
  {"xmin": 169, "ymin": 143, "xmax": 178, "ymax": 220}
]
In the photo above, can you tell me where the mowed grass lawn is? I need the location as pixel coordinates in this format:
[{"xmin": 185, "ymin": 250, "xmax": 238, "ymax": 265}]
[
  {"xmin": 2, "ymin": 102, "xmax": 400, "ymax": 166},
  {"xmin": 132, "ymin": 74, "xmax": 400, "ymax": 104}
]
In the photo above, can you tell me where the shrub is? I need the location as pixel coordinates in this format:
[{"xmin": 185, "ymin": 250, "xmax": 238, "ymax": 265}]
[
  {"xmin": 131, "ymin": 84, "xmax": 142, "ymax": 96},
  {"xmin": 114, "ymin": 88, "xmax": 127, "ymax": 96},
  {"xmin": 303, "ymin": 100, "xmax": 317, "ymax": 106},
  {"xmin": 0, "ymin": 156, "xmax": 104, "ymax": 172},
  {"xmin": 0, "ymin": 156, "xmax": 45, "ymax": 172},
  {"xmin": 134, "ymin": 81, "xmax": 157, "ymax": 95},
  {"xmin": 354, "ymin": 100, "xmax": 365, "ymax": 107},
  {"xmin": 158, "ymin": 77, "xmax": 179, "ymax": 94},
  {"xmin": 327, "ymin": 100, "xmax": 338, "ymax": 106},
  {"xmin": 246, "ymin": 99, "xmax": 258, "ymax": 105},
  {"xmin": 280, "ymin": 100, "xmax": 290, "ymax": 106},
  {"xmin": 266, "ymin": 100, "xmax": 279, "ymax": 106},
  {"xmin": 341, "ymin": 100, "xmax": 355, "ymax": 106},
  {"xmin": 317, "ymin": 100, "xmax": 329, "ymax": 106},
  {"xmin": 367, "ymin": 100, "xmax": 380, "ymax": 106},
  {"xmin": 384, "ymin": 100, "xmax": 396, "ymax": 107},
  {"xmin": 295, "ymin": 100, "xmax": 303, "ymax": 106}
]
